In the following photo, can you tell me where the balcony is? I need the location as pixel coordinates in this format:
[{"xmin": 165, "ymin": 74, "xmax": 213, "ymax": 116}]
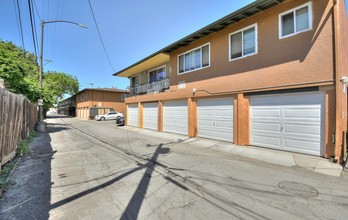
[{"xmin": 130, "ymin": 78, "xmax": 170, "ymax": 96}]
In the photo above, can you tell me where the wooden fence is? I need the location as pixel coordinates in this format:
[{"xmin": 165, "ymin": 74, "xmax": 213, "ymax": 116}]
[{"xmin": 0, "ymin": 87, "xmax": 37, "ymax": 168}]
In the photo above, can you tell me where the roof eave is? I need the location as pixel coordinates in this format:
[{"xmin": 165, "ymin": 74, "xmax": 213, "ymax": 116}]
[{"xmin": 113, "ymin": 0, "xmax": 283, "ymax": 77}]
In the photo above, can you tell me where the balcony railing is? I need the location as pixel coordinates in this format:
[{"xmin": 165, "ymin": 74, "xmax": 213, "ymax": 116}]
[{"xmin": 130, "ymin": 78, "xmax": 170, "ymax": 96}]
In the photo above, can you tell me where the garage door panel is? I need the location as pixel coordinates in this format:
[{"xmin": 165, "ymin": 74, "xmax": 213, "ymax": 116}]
[
  {"xmin": 253, "ymin": 122, "xmax": 282, "ymax": 132},
  {"xmin": 199, "ymin": 109, "xmax": 214, "ymax": 117},
  {"xmin": 284, "ymin": 93, "xmax": 323, "ymax": 105},
  {"xmin": 252, "ymin": 108, "xmax": 281, "ymax": 118},
  {"xmin": 199, "ymin": 120, "xmax": 214, "ymax": 127},
  {"xmin": 284, "ymin": 139, "xmax": 320, "ymax": 155},
  {"xmin": 215, "ymin": 121, "xmax": 233, "ymax": 129},
  {"xmin": 128, "ymin": 104, "xmax": 138, "ymax": 127},
  {"xmin": 163, "ymin": 100, "xmax": 188, "ymax": 135},
  {"xmin": 216, "ymin": 131, "xmax": 234, "ymax": 140},
  {"xmin": 199, "ymin": 129, "xmax": 214, "ymax": 138},
  {"xmin": 252, "ymin": 135, "xmax": 281, "ymax": 147},
  {"xmin": 175, "ymin": 111, "xmax": 187, "ymax": 117},
  {"xmin": 284, "ymin": 108, "xmax": 321, "ymax": 119},
  {"xmin": 285, "ymin": 124, "xmax": 321, "ymax": 135},
  {"xmin": 250, "ymin": 93, "xmax": 324, "ymax": 156},
  {"xmin": 143, "ymin": 103, "xmax": 158, "ymax": 130},
  {"xmin": 215, "ymin": 109, "xmax": 233, "ymax": 117},
  {"xmin": 199, "ymin": 99, "xmax": 233, "ymax": 106},
  {"xmin": 174, "ymin": 118, "xmax": 187, "ymax": 124},
  {"xmin": 252, "ymin": 96, "xmax": 282, "ymax": 105},
  {"xmin": 197, "ymin": 98, "xmax": 234, "ymax": 142}
]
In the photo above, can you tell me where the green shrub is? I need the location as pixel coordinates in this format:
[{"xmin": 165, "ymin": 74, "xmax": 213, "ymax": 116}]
[
  {"xmin": 0, "ymin": 160, "xmax": 17, "ymax": 191},
  {"xmin": 16, "ymin": 139, "xmax": 31, "ymax": 156}
]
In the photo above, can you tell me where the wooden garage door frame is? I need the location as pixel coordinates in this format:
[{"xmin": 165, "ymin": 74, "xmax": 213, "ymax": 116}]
[
  {"xmin": 163, "ymin": 100, "xmax": 188, "ymax": 135},
  {"xmin": 197, "ymin": 97, "xmax": 234, "ymax": 142},
  {"xmin": 143, "ymin": 102, "xmax": 158, "ymax": 130},
  {"xmin": 250, "ymin": 92, "xmax": 325, "ymax": 156}
]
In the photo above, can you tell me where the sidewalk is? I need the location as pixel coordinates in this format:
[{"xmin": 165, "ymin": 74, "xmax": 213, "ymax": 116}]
[{"xmin": 122, "ymin": 126, "xmax": 344, "ymax": 177}]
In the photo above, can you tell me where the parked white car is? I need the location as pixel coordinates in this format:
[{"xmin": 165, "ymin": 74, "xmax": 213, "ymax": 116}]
[{"xmin": 94, "ymin": 111, "xmax": 123, "ymax": 121}]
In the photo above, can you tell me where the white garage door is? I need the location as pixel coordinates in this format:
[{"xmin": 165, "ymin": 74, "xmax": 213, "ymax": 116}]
[
  {"xmin": 128, "ymin": 104, "xmax": 138, "ymax": 127},
  {"xmin": 163, "ymin": 100, "xmax": 188, "ymax": 135},
  {"xmin": 143, "ymin": 102, "xmax": 158, "ymax": 130},
  {"xmin": 198, "ymin": 98, "xmax": 234, "ymax": 142},
  {"xmin": 250, "ymin": 92, "xmax": 324, "ymax": 156}
]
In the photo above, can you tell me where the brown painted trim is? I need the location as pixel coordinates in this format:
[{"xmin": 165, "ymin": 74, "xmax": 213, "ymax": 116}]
[
  {"xmin": 158, "ymin": 101, "xmax": 163, "ymax": 132},
  {"xmin": 237, "ymin": 94, "xmax": 245, "ymax": 145},
  {"xmin": 244, "ymin": 96, "xmax": 250, "ymax": 145},
  {"xmin": 193, "ymin": 80, "xmax": 334, "ymax": 97},
  {"xmin": 138, "ymin": 102, "xmax": 143, "ymax": 128},
  {"xmin": 333, "ymin": 0, "xmax": 343, "ymax": 162},
  {"xmin": 233, "ymin": 98, "xmax": 238, "ymax": 144},
  {"xmin": 188, "ymin": 98, "xmax": 197, "ymax": 137},
  {"xmin": 125, "ymin": 104, "xmax": 129, "ymax": 126}
]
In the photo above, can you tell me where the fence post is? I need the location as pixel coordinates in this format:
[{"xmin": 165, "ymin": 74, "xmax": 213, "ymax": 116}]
[{"xmin": 0, "ymin": 79, "xmax": 4, "ymax": 88}]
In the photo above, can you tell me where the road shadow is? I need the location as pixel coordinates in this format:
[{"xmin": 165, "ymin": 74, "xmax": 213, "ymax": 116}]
[
  {"xmin": 49, "ymin": 143, "xmax": 170, "ymax": 218},
  {"xmin": 120, "ymin": 144, "xmax": 170, "ymax": 220},
  {"xmin": 0, "ymin": 131, "xmax": 55, "ymax": 220}
]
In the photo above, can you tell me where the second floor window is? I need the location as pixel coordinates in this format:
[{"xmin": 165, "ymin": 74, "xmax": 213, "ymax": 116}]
[
  {"xmin": 149, "ymin": 66, "xmax": 166, "ymax": 83},
  {"xmin": 178, "ymin": 43, "xmax": 210, "ymax": 74},
  {"xmin": 131, "ymin": 75, "xmax": 140, "ymax": 87},
  {"xmin": 279, "ymin": 2, "xmax": 312, "ymax": 38},
  {"xmin": 229, "ymin": 24, "xmax": 257, "ymax": 61}
]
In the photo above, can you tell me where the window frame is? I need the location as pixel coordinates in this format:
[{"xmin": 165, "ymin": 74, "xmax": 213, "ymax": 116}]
[
  {"xmin": 148, "ymin": 65, "xmax": 167, "ymax": 83},
  {"xmin": 278, "ymin": 2, "xmax": 313, "ymax": 39},
  {"xmin": 131, "ymin": 74, "xmax": 140, "ymax": 87},
  {"xmin": 228, "ymin": 23, "xmax": 258, "ymax": 62},
  {"xmin": 177, "ymin": 43, "xmax": 210, "ymax": 75}
]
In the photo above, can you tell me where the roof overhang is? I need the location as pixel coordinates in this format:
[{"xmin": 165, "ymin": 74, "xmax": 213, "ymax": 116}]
[
  {"xmin": 113, "ymin": 0, "xmax": 284, "ymax": 77},
  {"xmin": 114, "ymin": 53, "xmax": 170, "ymax": 77}
]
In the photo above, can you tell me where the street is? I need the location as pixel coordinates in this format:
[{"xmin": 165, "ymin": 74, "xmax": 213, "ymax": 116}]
[{"xmin": 1, "ymin": 116, "xmax": 348, "ymax": 220}]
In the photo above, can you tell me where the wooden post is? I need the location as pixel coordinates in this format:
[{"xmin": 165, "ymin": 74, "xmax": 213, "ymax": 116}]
[
  {"xmin": 158, "ymin": 101, "xmax": 163, "ymax": 132},
  {"xmin": 0, "ymin": 79, "xmax": 4, "ymax": 88}
]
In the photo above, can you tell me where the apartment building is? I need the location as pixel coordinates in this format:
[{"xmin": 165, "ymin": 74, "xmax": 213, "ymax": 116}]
[
  {"xmin": 74, "ymin": 88, "xmax": 128, "ymax": 120},
  {"xmin": 113, "ymin": 0, "xmax": 348, "ymax": 161}
]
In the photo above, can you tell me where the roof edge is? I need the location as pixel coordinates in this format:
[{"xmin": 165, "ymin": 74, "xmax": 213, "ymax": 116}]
[{"xmin": 113, "ymin": 0, "xmax": 283, "ymax": 77}]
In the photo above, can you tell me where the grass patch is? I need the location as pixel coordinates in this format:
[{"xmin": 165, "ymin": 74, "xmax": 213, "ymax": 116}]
[
  {"xmin": 16, "ymin": 131, "xmax": 36, "ymax": 157},
  {"xmin": 28, "ymin": 131, "xmax": 38, "ymax": 141},
  {"xmin": 0, "ymin": 160, "xmax": 18, "ymax": 192},
  {"xmin": 16, "ymin": 139, "xmax": 31, "ymax": 156}
]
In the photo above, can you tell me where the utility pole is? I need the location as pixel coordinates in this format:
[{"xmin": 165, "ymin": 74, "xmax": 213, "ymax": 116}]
[{"xmin": 36, "ymin": 20, "xmax": 87, "ymax": 132}]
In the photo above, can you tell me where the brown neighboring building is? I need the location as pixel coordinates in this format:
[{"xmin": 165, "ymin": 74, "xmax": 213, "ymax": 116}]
[
  {"xmin": 59, "ymin": 88, "xmax": 129, "ymax": 120},
  {"xmin": 114, "ymin": 0, "xmax": 348, "ymax": 161},
  {"xmin": 58, "ymin": 95, "xmax": 76, "ymax": 117}
]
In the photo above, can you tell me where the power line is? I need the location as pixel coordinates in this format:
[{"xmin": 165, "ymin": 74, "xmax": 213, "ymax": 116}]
[
  {"xmin": 32, "ymin": 0, "xmax": 42, "ymax": 21},
  {"xmin": 31, "ymin": 0, "xmax": 39, "ymax": 58},
  {"xmin": 12, "ymin": 0, "xmax": 22, "ymax": 46},
  {"xmin": 28, "ymin": 0, "xmax": 38, "ymax": 60},
  {"xmin": 87, "ymin": 0, "xmax": 115, "ymax": 72},
  {"xmin": 51, "ymin": 0, "xmax": 65, "ymax": 58},
  {"xmin": 14, "ymin": 0, "xmax": 25, "ymax": 50}
]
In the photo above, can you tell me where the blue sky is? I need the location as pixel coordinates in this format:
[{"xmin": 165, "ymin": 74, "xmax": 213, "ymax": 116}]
[{"xmin": 1, "ymin": 1, "xmax": 347, "ymax": 92}]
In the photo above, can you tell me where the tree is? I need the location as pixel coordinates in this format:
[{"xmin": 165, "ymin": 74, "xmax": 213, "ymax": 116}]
[
  {"xmin": 0, "ymin": 41, "xmax": 79, "ymax": 111},
  {"xmin": 43, "ymin": 71, "xmax": 79, "ymax": 99},
  {"xmin": 0, "ymin": 41, "xmax": 40, "ymax": 102}
]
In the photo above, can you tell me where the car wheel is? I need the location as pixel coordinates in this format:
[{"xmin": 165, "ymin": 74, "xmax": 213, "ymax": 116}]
[{"xmin": 100, "ymin": 117, "xmax": 105, "ymax": 121}]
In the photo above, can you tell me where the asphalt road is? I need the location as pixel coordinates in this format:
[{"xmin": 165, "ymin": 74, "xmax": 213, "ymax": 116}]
[{"xmin": 1, "ymin": 116, "xmax": 348, "ymax": 220}]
